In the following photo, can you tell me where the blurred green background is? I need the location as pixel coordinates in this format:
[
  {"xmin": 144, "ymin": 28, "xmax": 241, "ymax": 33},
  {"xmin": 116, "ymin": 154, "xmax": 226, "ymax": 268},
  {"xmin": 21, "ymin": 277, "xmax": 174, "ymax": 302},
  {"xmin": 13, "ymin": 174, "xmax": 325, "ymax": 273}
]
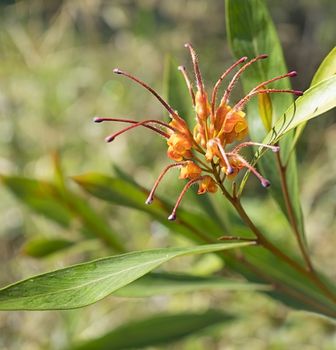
[{"xmin": 0, "ymin": 0, "xmax": 335, "ymax": 349}]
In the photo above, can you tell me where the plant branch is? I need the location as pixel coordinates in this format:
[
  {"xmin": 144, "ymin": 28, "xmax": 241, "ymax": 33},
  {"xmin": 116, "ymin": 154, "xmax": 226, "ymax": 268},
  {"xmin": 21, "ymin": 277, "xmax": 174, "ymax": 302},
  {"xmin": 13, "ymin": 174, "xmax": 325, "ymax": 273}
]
[
  {"xmin": 240, "ymin": 256, "xmax": 336, "ymax": 318},
  {"xmin": 275, "ymin": 151, "xmax": 314, "ymax": 272},
  {"xmin": 212, "ymin": 167, "xmax": 336, "ymax": 304}
]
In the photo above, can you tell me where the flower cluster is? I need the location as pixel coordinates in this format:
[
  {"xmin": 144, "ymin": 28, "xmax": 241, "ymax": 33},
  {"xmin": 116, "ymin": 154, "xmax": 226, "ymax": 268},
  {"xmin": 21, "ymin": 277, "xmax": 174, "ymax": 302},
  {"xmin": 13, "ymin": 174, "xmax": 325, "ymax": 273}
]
[{"xmin": 95, "ymin": 43, "xmax": 302, "ymax": 220}]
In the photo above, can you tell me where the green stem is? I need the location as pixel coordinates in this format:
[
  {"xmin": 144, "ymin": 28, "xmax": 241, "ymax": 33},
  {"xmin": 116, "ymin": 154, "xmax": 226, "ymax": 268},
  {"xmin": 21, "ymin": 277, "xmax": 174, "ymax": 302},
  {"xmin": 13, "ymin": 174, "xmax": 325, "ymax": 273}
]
[
  {"xmin": 234, "ymin": 195, "xmax": 336, "ymax": 304},
  {"xmin": 212, "ymin": 168, "xmax": 336, "ymax": 304},
  {"xmin": 192, "ymin": 153, "xmax": 213, "ymax": 171},
  {"xmin": 274, "ymin": 152, "xmax": 336, "ymax": 303},
  {"xmin": 275, "ymin": 151, "xmax": 314, "ymax": 272},
  {"xmin": 182, "ymin": 215, "xmax": 336, "ymax": 317},
  {"xmin": 240, "ymin": 256, "xmax": 336, "ymax": 318}
]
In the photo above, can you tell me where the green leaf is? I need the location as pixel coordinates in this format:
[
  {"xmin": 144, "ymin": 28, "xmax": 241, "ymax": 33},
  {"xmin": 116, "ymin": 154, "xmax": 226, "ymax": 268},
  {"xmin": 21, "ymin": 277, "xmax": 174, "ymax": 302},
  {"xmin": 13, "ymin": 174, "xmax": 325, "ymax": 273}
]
[
  {"xmin": 311, "ymin": 46, "xmax": 336, "ymax": 86},
  {"xmin": 246, "ymin": 247, "xmax": 336, "ymax": 317},
  {"xmin": 63, "ymin": 190, "xmax": 125, "ymax": 252},
  {"xmin": 226, "ymin": 0, "xmax": 293, "ymax": 120},
  {"xmin": 72, "ymin": 173, "xmax": 225, "ymax": 243},
  {"xmin": 73, "ymin": 174, "xmax": 159, "ymax": 214},
  {"xmin": 262, "ymin": 75, "xmax": 336, "ymax": 144},
  {"xmin": 53, "ymin": 155, "xmax": 126, "ymax": 252},
  {"xmin": 22, "ymin": 238, "xmax": 75, "ymax": 258},
  {"xmin": 0, "ymin": 175, "xmax": 73, "ymax": 227},
  {"xmin": 71, "ymin": 310, "xmax": 233, "ymax": 350},
  {"xmin": 0, "ymin": 242, "xmax": 253, "ymax": 310},
  {"xmin": 71, "ymin": 174, "xmax": 336, "ymax": 318},
  {"xmin": 226, "ymin": 0, "xmax": 306, "ymax": 247},
  {"xmin": 224, "ymin": 246, "xmax": 336, "ymax": 318},
  {"xmin": 114, "ymin": 272, "xmax": 268, "ymax": 297},
  {"xmin": 1, "ymin": 174, "xmax": 125, "ymax": 252},
  {"xmin": 292, "ymin": 46, "xmax": 336, "ymax": 148}
]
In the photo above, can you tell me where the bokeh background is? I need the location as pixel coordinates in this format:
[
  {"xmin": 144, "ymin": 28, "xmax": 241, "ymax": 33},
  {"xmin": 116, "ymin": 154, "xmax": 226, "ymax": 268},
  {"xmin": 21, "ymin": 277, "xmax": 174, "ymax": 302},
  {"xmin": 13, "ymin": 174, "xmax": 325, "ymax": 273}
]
[{"xmin": 0, "ymin": 0, "xmax": 335, "ymax": 349}]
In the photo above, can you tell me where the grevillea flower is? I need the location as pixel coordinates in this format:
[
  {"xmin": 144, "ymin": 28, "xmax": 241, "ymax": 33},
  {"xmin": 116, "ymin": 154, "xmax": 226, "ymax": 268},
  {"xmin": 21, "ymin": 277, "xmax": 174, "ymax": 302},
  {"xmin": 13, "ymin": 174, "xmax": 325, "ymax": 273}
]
[{"xmin": 94, "ymin": 43, "xmax": 302, "ymax": 220}]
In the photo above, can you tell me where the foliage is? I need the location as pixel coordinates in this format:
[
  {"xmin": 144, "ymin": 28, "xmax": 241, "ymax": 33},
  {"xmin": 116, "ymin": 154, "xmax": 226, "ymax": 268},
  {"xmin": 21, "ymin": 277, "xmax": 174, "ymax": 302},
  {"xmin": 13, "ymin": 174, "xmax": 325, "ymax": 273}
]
[{"xmin": 0, "ymin": 0, "xmax": 335, "ymax": 349}]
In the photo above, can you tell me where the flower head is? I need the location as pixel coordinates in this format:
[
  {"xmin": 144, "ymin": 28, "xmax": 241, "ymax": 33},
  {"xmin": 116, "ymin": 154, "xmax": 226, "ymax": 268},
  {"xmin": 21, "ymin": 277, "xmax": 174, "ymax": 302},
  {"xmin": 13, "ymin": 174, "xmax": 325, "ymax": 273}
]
[{"xmin": 95, "ymin": 44, "xmax": 302, "ymax": 220}]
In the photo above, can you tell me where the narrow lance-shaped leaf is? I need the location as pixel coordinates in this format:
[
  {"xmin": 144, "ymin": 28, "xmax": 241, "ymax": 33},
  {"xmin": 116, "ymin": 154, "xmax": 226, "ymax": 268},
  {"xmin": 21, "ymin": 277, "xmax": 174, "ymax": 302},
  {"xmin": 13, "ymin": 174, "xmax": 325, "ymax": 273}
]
[
  {"xmin": 311, "ymin": 46, "xmax": 336, "ymax": 86},
  {"xmin": 52, "ymin": 154, "xmax": 126, "ymax": 252},
  {"xmin": 226, "ymin": 0, "xmax": 293, "ymax": 120},
  {"xmin": 1, "ymin": 174, "xmax": 125, "ymax": 252},
  {"xmin": 0, "ymin": 175, "xmax": 72, "ymax": 228},
  {"xmin": 224, "ymin": 245, "xmax": 336, "ymax": 319},
  {"xmin": 226, "ymin": 0, "xmax": 306, "ymax": 247},
  {"xmin": 72, "ymin": 174, "xmax": 336, "ymax": 318},
  {"xmin": 293, "ymin": 46, "xmax": 336, "ymax": 147},
  {"xmin": 0, "ymin": 242, "xmax": 254, "ymax": 310},
  {"xmin": 71, "ymin": 175, "xmax": 336, "ymax": 318},
  {"xmin": 262, "ymin": 75, "xmax": 336, "ymax": 145},
  {"xmin": 114, "ymin": 272, "xmax": 269, "ymax": 298},
  {"xmin": 22, "ymin": 238, "xmax": 75, "ymax": 258},
  {"xmin": 72, "ymin": 310, "xmax": 233, "ymax": 350},
  {"xmin": 72, "ymin": 173, "xmax": 225, "ymax": 243}
]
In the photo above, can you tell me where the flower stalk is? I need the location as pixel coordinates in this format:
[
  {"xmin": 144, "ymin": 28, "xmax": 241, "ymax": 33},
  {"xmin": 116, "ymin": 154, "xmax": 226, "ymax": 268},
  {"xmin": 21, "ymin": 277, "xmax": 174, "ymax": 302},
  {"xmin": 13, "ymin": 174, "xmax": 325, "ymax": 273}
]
[{"xmin": 275, "ymin": 151, "xmax": 314, "ymax": 271}]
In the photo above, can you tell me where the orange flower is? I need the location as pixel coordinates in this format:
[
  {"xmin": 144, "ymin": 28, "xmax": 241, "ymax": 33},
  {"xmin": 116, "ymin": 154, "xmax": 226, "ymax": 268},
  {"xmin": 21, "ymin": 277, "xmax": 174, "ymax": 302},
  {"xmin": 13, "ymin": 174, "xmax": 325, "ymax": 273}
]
[
  {"xmin": 179, "ymin": 162, "xmax": 202, "ymax": 180},
  {"xmin": 95, "ymin": 44, "xmax": 301, "ymax": 220},
  {"xmin": 198, "ymin": 176, "xmax": 218, "ymax": 194},
  {"xmin": 167, "ymin": 133, "xmax": 193, "ymax": 161},
  {"xmin": 221, "ymin": 110, "xmax": 248, "ymax": 143},
  {"xmin": 195, "ymin": 90, "xmax": 211, "ymax": 121}
]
